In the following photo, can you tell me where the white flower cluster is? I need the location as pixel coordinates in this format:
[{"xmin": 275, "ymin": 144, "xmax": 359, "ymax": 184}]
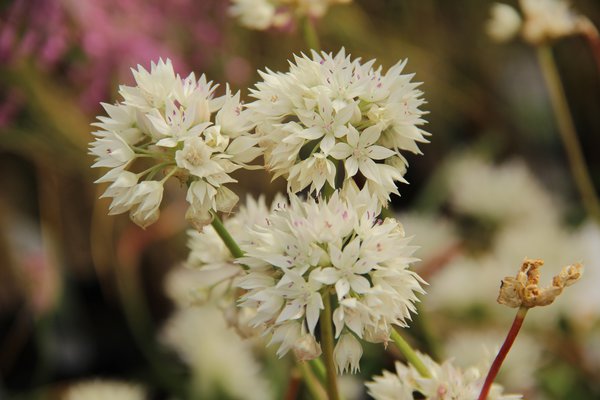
[
  {"xmin": 366, "ymin": 352, "xmax": 522, "ymax": 400},
  {"xmin": 446, "ymin": 155, "xmax": 557, "ymax": 225},
  {"xmin": 237, "ymin": 186, "xmax": 425, "ymax": 373},
  {"xmin": 487, "ymin": 0, "xmax": 589, "ymax": 44},
  {"xmin": 90, "ymin": 59, "xmax": 260, "ymax": 228},
  {"xmin": 230, "ymin": 0, "xmax": 351, "ymax": 31},
  {"xmin": 249, "ymin": 49, "xmax": 429, "ymax": 205}
]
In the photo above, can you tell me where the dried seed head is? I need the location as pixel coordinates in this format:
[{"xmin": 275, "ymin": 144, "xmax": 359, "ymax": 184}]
[{"xmin": 497, "ymin": 258, "xmax": 583, "ymax": 309}]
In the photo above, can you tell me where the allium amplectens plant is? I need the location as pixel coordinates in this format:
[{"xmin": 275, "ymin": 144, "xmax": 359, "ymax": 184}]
[
  {"xmin": 90, "ymin": 59, "xmax": 260, "ymax": 228},
  {"xmin": 88, "ymin": 33, "xmax": 588, "ymax": 396},
  {"xmin": 249, "ymin": 49, "xmax": 429, "ymax": 205}
]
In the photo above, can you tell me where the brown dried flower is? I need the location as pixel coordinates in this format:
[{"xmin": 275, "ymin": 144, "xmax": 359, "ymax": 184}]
[{"xmin": 497, "ymin": 258, "xmax": 583, "ymax": 308}]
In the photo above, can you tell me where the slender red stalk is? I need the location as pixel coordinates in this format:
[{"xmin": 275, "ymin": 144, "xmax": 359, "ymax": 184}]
[
  {"xmin": 584, "ymin": 33, "xmax": 600, "ymax": 75},
  {"xmin": 580, "ymin": 21, "xmax": 600, "ymax": 75},
  {"xmin": 478, "ymin": 306, "xmax": 528, "ymax": 400},
  {"xmin": 284, "ymin": 370, "xmax": 301, "ymax": 400}
]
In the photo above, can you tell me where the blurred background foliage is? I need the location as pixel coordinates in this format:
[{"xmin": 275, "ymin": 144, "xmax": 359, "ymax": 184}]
[{"xmin": 0, "ymin": 0, "xmax": 599, "ymax": 399}]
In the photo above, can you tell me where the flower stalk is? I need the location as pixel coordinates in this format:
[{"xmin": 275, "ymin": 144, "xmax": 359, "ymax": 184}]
[
  {"xmin": 390, "ymin": 327, "xmax": 431, "ymax": 378},
  {"xmin": 309, "ymin": 358, "xmax": 327, "ymax": 384},
  {"xmin": 299, "ymin": 361, "xmax": 328, "ymax": 400},
  {"xmin": 320, "ymin": 292, "xmax": 341, "ymax": 400},
  {"xmin": 477, "ymin": 306, "xmax": 528, "ymax": 400},
  {"xmin": 536, "ymin": 45, "xmax": 600, "ymax": 224},
  {"xmin": 210, "ymin": 212, "xmax": 245, "ymax": 260},
  {"xmin": 302, "ymin": 16, "xmax": 321, "ymax": 51}
]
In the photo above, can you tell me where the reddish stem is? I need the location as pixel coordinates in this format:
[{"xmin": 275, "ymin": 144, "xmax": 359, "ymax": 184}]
[
  {"xmin": 580, "ymin": 22, "xmax": 600, "ymax": 75},
  {"xmin": 418, "ymin": 241, "xmax": 463, "ymax": 281},
  {"xmin": 284, "ymin": 370, "xmax": 301, "ymax": 400},
  {"xmin": 477, "ymin": 306, "xmax": 528, "ymax": 400}
]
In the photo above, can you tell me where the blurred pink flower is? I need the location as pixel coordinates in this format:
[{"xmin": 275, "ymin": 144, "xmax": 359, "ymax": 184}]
[{"xmin": 1, "ymin": 0, "xmax": 226, "ymax": 113}]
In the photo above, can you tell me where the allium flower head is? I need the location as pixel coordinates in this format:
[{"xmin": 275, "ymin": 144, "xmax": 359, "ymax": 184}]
[
  {"xmin": 230, "ymin": 0, "xmax": 351, "ymax": 31},
  {"xmin": 90, "ymin": 59, "xmax": 261, "ymax": 228},
  {"xmin": 249, "ymin": 49, "xmax": 428, "ymax": 205},
  {"xmin": 366, "ymin": 352, "xmax": 522, "ymax": 400},
  {"xmin": 237, "ymin": 187, "xmax": 425, "ymax": 372}
]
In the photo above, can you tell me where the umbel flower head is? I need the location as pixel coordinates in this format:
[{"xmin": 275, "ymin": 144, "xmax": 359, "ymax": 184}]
[
  {"xmin": 366, "ymin": 352, "xmax": 522, "ymax": 400},
  {"xmin": 230, "ymin": 0, "xmax": 351, "ymax": 31},
  {"xmin": 237, "ymin": 186, "xmax": 425, "ymax": 373},
  {"xmin": 90, "ymin": 59, "xmax": 261, "ymax": 228},
  {"xmin": 249, "ymin": 48, "xmax": 429, "ymax": 205}
]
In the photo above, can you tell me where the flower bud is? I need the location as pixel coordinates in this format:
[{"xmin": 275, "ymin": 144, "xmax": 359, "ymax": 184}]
[
  {"xmin": 334, "ymin": 333, "xmax": 362, "ymax": 374},
  {"xmin": 293, "ymin": 334, "xmax": 322, "ymax": 361}
]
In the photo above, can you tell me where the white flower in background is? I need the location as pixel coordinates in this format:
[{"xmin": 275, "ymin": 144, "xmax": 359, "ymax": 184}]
[
  {"xmin": 567, "ymin": 222, "xmax": 600, "ymax": 321},
  {"xmin": 487, "ymin": 0, "xmax": 590, "ymax": 45},
  {"xmin": 397, "ymin": 213, "xmax": 457, "ymax": 262},
  {"xmin": 64, "ymin": 380, "xmax": 145, "ymax": 400},
  {"xmin": 237, "ymin": 188, "xmax": 424, "ymax": 372},
  {"xmin": 229, "ymin": 0, "xmax": 278, "ymax": 30},
  {"xmin": 90, "ymin": 59, "xmax": 261, "ymax": 228},
  {"xmin": 229, "ymin": 0, "xmax": 351, "ymax": 31},
  {"xmin": 520, "ymin": 0, "xmax": 587, "ymax": 44},
  {"xmin": 445, "ymin": 329, "xmax": 544, "ymax": 391},
  {"xmin": 366, "ymin": 352, "xmax": 522, "ymax": 400},
  {"xmin": 424, "ymin": 221, "xmax": 586, "ymax": 324},
  {"xmin": 422, "ymin": 154, "xmax": 592, "ymax": 327},
  {"xmin": 487, "ymin": 3, "xmax": 522, "ymax": 42},
  {"xmin": 161, "ymin": 306, "xmax": 273, "ymax": 400},
  {"xmin": 446, "ymin": 155, "xmax": 558, "ymax": 226},
  {"xmin": 249, "ymin": 49, "xmax": 428, "ymax": 205}
]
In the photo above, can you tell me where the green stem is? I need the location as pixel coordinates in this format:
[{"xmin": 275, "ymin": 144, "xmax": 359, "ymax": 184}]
[
  {"xmin": 210, "ymin": 212, "xmax": 245, "ymax": 259},
  {"xmin": 319, "ymin": 292, "xmax": 340, "ymax": 400},
  {"xmin": 478, "ymin": 306, "xmax": 528, "ymax": 400},
  {"xmin": 322, "ymin": 183, "xmax": 335, "ymax": 199},
  {"xmin": 302, "ymin": 16, "xmax": 321, "ymax": 51},
  {"xmin": 309, "ymin": 358, "xmax": 327, "ymax": 385},
  {"xmin": 136, "ymin": 161, "xmax": 175, "ymax": 180},
  {"xmin": 299, "ymin": 362, "xmax": 327, "ymax": 400},
  {"xmin": 536, "ymin": 45, "xmax": 600, "ymax": 224},
  {"xmin": 159, "ymin": 166, "xmax": 179, "ymax": 184},
  {"xmin": 390, "ymin": 327, "xmax": 431, "ymax": 378}
]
